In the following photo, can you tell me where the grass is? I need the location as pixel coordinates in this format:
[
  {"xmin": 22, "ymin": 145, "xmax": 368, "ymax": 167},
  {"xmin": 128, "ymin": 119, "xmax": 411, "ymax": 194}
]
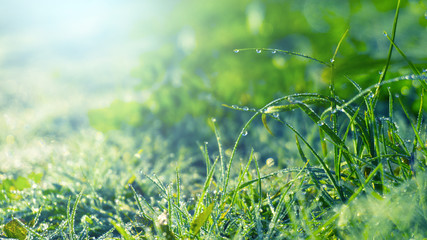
[{"xmin": 1, "ymin": 1, "xmax": 427, "ymax": 239}]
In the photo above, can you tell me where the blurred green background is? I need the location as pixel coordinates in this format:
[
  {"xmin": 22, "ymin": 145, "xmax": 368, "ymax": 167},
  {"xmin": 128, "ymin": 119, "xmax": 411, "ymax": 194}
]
[{"xmin": 89, "ymin": 0, "xmax": 427, "ymax": 132}]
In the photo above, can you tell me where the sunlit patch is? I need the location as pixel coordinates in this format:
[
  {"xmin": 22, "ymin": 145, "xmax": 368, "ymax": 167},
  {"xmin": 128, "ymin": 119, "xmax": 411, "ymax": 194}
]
[{"xmin": 246, "ymin": 1, "xmax": 265, "ymax": 34}]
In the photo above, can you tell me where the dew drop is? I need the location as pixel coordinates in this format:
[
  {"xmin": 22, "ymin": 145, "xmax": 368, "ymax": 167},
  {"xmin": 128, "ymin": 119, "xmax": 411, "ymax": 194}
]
[
  {"xmin": 256, "ymin": 49, "xmax": 262, "ymax": 54},
  {"xmin": 317, "ymin": 122, "xmax": 325, "ymax": 126},
  {"xmin": 272, "ymin": 113, "xmax": 279, "ymax": 118},
  {"xmin": 423, "ymin": 69, "xmax": 427, "ymax": 73},
  {"xmin": 233, "ymin": 49, "xmax": 240, "ymax": 53},
  {"xmin": 242, "ymin": 131, "xmax": 248, "ymax": 136},
  {"xmin": 330, "ymin": 59, "xmax": 335, "ymax": 63},
  {"xmin": 211, "ymin": 118, "xmax": 216, "ymax": 122},
  {"xmin": 242, "ymin": 106, "xmax": 249, "ymax": 111},
  {"xmin": 378, "ymin": 71, "xmax": 383, "ymax": 75},
  {"xmin": 272, "ymin": 49, "xmax": 277, "ymax": 54},
  {"xmin": 232, "ymin": 105, "xmax": 239, "ymax": 109}
]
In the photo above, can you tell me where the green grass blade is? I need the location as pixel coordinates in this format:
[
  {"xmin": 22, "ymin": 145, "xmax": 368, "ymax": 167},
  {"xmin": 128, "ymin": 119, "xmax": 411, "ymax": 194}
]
[
  {"xmin": 383, "ymin": 31, "xmax": 422, "ymax": 76},
  {"xmin": 374, "ymin": 0, "xmax": 401, "ymax": 102},
  {"xmin": 110, "ymin": 220, "xmax": 134, "ymax": 240},
  {"xmin": 253, "ymin": 154, "xmax": 263, "ymax": 239},
  {"xmin": 276, "ymin": 116, "xmax": 345, "ymax": 201},
  {"xmin": 262, "ymin": 113, "xmax": 275, "ymax": 136},
  {"xmin": 266, "ymin": 168, "xmax": 306, "ymax": 239},
  {"xmin": 331, "ymin": 29, "xmax": 349, "ymax": 63},
  {"xmin": 212, "ymin": 118, "xmax": 226, "ymax": 188},
  {"xmin": 397, "ymin": 96, "xmax": 427, "ymax": 153},
  {"xmin": 68, "ymin": 189, "xmax": 84, "ymax": 240},
  {"xmin": 295, "ymin": 134, "xmax": 334, "ymax": 205},
  {"xmin": 223, "ymin": 112, "xmax": 260, "ymax": 194},
  {"xmin": 191, "ymin": 202, "xmax": 215, "ymax": 236},
  {"xmin": 195, "ymin": 155, "xmax": 219, "ymax": 216},
  {"xmin": 347, "ymin": 163, "xmax": 384, "ymax": 203},
  {"xmin": 234, "ymin": 47, "xmax": 331, "ymax": 66},
  {"xmin": 230, "ymin": 149, "xmax": 254, "ymax": 206}
]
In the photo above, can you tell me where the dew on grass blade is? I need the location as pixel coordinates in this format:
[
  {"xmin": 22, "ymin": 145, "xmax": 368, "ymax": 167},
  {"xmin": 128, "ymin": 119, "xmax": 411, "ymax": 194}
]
[
  {"xmin": 211, "ymin": 118, "xmax": 216, "ymax": 122},
  {"xmin": 330, "ymin": 59, "xmax": 335, "ymax": 63},
  {"xmin": 242, "ymin": 130, "xmax": 248, "ymax": 136},
  {"xmin": 272, "ymin": 113, "xmax": 279, "ymax": 118},
  {"xmin": 233, "ymin": 49, "xmax": 240, "ymax": 53},
  {"xmin": 317, "ymin": 121, "xmax": 325, "ymax": 126},
  {"xmin": 256, "ymin": 49, "xmax": 262, "ymax": 53},
  {"xmin": 272, "ymin": 49, "xmax": 277, "ymax": 54},
  {"xmin": 242, "ymin": 106, "xmax": 249, "ymax": 111}
]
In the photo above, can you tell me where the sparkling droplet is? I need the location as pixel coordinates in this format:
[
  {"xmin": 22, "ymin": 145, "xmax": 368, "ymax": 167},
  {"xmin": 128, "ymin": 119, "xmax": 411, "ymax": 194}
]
[
  {"xmin": 233, "ymin": 49, "xmax": 240, "ymax": 53},
  {"xmin": 242, "ymin": 131, "xmax": 248, "ymax": 136},
  {"xmin": 256, "ymin": 49, "xmax": 262, "ymax": 54},
  {"xmin": 383, "ymin": 32, "xmax": 388, "ymax": 37},
  {"xmin": 423, "ymin": 69, "xmax": 427, "ymax": 73},
  {"xmin": 317, "ymin": 122, "xmax": 325, "ymax": 126},
  {"xmin": 211, "ymin": 118, "xmax": 216, "ymax": 122},
  {"xmin": 272, "ymin": 113, "xmax": 279, "ymax": 118},
  {"xmin": 378, "ymin": 71, "xmax": 383, "ymax": 75},
  {"xmin": 242, "ymin": 106, "xmax": 249, "ymax": 111},
  {"xmin": 272, "ymin": 49, "xmax": 277, "ymax": 54},
  {"xmin": 232, "ymin": 105, "xmax": 239, "ymax": 109},
  {"xmin": 330, "ymin": 59, "xmax": 335, "ymax": 63}
]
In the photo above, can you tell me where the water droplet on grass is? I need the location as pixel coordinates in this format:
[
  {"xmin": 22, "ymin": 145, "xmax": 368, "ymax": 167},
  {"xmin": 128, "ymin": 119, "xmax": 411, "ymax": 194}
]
[
  {"xmin": 273, "ymin": 113, "xmax": 279, "ymax": 118},
  {"xmin": 317, "ymin": 122, "xmax": 325, "ymax": 126},
  {"xmin": 272, "ymin": 49, "xmax": 277, "ymax": 54},
  {"xmin": 330, "ymin": 59, "xmax": 335, "ymax": 63},
  {"xmin": 242, "ymin": 106, "xmax": 249, "ymax": 111},
  {"xmin": 256, "ymin": 49, "xmax": 262, "ymax": 54},
  {"xmin": 242, "ymin": 131, "xmax": 248, "ymax": 136},
  {"xmin": 211, "ymin": 118, "xmax": 216, "ymax": 122},
  {"xmin": 233, "ymin": 49, "xmax": 240, "ymax": 53}
]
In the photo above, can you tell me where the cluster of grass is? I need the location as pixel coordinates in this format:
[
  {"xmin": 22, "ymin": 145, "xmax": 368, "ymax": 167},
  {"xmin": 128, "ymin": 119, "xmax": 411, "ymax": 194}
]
[{"xmin": 1, "ymin": 1, "xmax": 427, "ymax": 239}]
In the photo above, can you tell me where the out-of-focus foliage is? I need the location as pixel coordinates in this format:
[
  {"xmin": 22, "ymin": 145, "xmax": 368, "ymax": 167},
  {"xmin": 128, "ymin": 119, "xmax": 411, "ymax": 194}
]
[
  {"xmin": 89, "ymin": 0, "xmax": 427, "ymax": 131},
  {"xmin": 88, "ymin": 100, "xmax": 145, "ymax": 132}
]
